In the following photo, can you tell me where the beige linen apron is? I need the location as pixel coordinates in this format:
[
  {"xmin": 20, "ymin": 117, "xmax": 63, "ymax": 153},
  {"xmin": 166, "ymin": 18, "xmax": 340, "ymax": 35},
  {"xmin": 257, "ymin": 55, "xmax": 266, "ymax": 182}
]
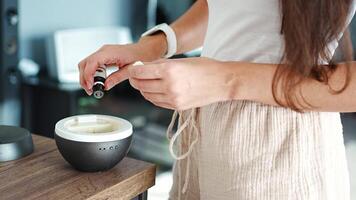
[{"xmin": 168, "ymin": 102, "xmax": 350, "ymax": 200}]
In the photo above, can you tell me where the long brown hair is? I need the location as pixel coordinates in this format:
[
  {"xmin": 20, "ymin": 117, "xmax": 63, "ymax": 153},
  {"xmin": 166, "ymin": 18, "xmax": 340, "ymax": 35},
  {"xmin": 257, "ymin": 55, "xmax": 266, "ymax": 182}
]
[{"xmin": 274, "ymin": 0, "xmax": 354, "ymax": 111}]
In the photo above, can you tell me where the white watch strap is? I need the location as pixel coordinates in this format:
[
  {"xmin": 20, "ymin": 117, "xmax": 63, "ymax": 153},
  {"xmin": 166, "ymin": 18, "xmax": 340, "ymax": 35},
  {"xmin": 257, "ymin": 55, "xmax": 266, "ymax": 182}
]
[{"xmin": 141, "ymin": 23, "xmax": 177, "ymax": 58}]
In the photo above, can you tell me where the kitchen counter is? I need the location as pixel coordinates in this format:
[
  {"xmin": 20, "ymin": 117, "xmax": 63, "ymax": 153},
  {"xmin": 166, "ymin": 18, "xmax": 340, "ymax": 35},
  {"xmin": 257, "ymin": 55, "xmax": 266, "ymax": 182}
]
[{"xmin": 0, "ymin": 134, "xmax": 156, "ymax": 200}]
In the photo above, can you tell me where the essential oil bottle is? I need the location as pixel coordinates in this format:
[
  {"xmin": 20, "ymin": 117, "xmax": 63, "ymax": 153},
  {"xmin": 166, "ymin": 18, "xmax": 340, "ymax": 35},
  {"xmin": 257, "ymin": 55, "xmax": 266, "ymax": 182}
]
[{"xmin": 93, "ymin": 65, "xmax": 106, "ymax": 99}]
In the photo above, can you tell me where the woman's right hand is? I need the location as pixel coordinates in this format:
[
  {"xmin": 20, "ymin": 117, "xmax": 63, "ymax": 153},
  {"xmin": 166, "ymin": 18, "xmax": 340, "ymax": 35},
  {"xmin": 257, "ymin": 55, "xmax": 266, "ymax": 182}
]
[{"xmin": 78, "ymin": 34, "xmax": 167, "ymax": 95}]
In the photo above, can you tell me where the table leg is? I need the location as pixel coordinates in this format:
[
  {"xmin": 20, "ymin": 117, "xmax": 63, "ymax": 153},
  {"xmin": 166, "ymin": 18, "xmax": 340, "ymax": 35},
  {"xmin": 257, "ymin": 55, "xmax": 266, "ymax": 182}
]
[{"xmin": 137, "ymin": 191, "xmax": 147, "ymax": 200}]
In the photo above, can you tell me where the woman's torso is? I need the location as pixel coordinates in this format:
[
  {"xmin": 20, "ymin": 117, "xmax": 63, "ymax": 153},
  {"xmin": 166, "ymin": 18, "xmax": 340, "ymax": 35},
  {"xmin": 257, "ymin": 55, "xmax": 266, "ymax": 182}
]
[
  {"xmin": 201, "ymin": 0, "xmax": 355, "ymax": 62},
  {"xmin": 202, "ymin": 0, "xmax": 284, "ymax": 62},
  {"xmin": 172, "ymin": 0, "xmax": 355, "ymax": 199}
]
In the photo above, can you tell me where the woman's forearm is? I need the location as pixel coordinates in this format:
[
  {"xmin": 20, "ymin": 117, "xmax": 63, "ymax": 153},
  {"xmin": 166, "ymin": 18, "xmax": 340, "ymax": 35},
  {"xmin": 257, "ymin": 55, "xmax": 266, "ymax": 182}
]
[
  {"xmin": 138, "ymin": 0, "xmax": 208, "ymax": 59},
  {"xmin": 225, "ymin": 61, "xmax": 356, "ymax": 112},
  {"xmin": 170, "ymin": 0, "xmax": 208, "ymax": 54}
]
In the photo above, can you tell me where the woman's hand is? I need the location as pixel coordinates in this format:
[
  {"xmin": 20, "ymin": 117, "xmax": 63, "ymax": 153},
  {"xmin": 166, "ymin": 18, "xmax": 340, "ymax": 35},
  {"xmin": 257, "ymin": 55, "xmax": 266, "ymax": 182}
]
[
  {"xmin": 78, "ymin": 34, "xmax": 167, "ymax": 95},
  {"xmin": 78, "ymin": 0, "xmax": 209, "ymax": 95},
  {"xmin": 128, "ymin": 57, "xmax": 240, "ymax": 110}
]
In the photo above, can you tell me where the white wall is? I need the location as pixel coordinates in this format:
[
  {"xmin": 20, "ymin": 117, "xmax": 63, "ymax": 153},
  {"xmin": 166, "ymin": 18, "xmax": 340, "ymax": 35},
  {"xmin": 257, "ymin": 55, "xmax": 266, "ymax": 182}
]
[{"xmin": 19, "ymin": 0, "xmax": 129, "ymax": 66}]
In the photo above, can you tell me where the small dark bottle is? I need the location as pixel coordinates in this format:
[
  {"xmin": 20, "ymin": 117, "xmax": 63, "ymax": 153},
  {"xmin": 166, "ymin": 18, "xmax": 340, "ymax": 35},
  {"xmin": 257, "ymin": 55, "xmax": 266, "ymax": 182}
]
[{"xmin": 93, "ymin": 65, "xmax": 106, "ymax": 99}]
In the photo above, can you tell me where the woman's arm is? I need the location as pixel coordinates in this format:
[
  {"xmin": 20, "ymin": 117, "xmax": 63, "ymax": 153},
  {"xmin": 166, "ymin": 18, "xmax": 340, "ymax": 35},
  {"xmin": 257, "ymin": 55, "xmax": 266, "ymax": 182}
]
[
  {"xmin": 124, "ymin": 56, "xmax": 356, "ymax": 112},
  {"xmin": 78, "ymin": 0, "xmax": 208, "ymax": 94},
  {"xmin": 227, "ymin": 61, "xmax": 356, "ymax": 112},
  {"xmin": 171, "ymin": 0, "xmax": 208, "ymax": 54},
  {"xmin": 139, "ymin": 0, "xmax": 208, "ymax": 57}
]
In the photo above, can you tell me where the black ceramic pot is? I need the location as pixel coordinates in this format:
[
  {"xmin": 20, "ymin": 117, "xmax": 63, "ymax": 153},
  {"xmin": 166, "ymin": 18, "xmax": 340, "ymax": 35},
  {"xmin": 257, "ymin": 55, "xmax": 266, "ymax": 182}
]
[{"xmin": 55, "ymin": 115, "xmax": 133, "ymax": 172}]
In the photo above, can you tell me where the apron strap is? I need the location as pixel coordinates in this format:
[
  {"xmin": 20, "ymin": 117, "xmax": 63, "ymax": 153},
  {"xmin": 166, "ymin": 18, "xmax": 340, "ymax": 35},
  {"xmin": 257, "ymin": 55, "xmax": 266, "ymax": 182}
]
[{"xmin": 167, "ymin": 109, "xmax": 199, "ymax": 195}]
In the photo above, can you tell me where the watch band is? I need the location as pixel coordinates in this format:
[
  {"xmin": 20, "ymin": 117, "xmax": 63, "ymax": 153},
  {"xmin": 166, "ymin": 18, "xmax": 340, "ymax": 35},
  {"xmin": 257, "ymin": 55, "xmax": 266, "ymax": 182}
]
[{"xmin": 141, "ymin": 23, "xmax": 177, "ymax": 58}]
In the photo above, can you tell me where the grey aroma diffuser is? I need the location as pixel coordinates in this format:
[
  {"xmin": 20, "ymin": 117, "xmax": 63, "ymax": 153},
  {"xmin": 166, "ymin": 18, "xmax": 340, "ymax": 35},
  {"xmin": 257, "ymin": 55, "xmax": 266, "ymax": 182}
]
[{"xmin": 54, "ymin": 115, "xmax": 132, "ymax": 172}]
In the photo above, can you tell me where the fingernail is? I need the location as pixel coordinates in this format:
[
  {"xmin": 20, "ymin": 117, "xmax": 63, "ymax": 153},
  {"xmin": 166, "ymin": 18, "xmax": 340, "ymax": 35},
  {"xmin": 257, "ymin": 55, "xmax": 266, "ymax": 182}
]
[
  {"xmin": 85, "ymin": 89, "xmax": 93, "ymax": 96},
  {"xmin": 86, "ymin": 80, "xmax": 93, "ymax": 89},
  {"xmin": 105, "ymin": 81, "xmax": 113, "ymax": 91}
]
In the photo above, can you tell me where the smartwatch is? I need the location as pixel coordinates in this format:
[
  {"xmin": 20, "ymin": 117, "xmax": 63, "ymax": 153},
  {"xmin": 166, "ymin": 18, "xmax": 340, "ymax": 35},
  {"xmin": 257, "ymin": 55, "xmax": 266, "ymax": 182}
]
[{"xmin": 141, "ymin": 23, "xmax": 177, "ymax": 58}]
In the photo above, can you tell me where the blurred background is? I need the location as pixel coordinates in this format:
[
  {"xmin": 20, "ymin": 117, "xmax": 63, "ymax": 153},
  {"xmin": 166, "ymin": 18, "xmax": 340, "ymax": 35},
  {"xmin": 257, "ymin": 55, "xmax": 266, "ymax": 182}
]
[{"xmin": 0, "ymin": 0, "xmax": 355, "ymax": 199}]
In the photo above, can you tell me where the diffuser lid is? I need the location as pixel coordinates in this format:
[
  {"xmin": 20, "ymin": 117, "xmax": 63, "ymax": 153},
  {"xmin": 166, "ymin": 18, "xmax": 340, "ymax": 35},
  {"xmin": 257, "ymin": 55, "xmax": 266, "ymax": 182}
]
[
  {"xmin": 55, "ymin": 115, "xmax": 133, "ymax": 142},
  {"xmin": 0, "ymin": 126, "xmax": 34, "ymax": 162}
]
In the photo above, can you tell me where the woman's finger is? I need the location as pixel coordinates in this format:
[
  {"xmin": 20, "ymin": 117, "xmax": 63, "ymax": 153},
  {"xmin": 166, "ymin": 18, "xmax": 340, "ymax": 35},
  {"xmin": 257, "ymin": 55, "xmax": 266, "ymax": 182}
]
[
  {"xmin": 128, "ymin": 64, "xmax": 164, "ymax": 79},
  {"xmin": 83, "ymin": 57, "xmax": 100, "ymax": 89},
  {"xmin": 78, "ymin": 60, "xmax": 86, "ymax": 88},
  {"xmin": 141, "ymin": 92, "xmax": 168, "ymax": 103},
  {"xmin": 105, "ymin": 67, "xmax": 129, "ymax": 90},
  {"xmin": 140, "ymin": 92, "xmax": 173, "ymax": 110},
  {"xmin": 129, "ymin": 78, "xmax": 166, "ymax": 93},
  {"xmin": 152, "ymin": 102, "xmax": 174, "ymax": 110},
  {"xmin": 78, "ymin": 60, "xmax": 92, "ymax": 95}
]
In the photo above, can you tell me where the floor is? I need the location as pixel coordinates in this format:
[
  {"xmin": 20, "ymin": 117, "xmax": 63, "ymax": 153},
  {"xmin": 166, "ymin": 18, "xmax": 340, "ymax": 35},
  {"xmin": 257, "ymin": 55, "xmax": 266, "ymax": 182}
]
[{"xmin": 149, "ymin": 113, "xmax": 356, "ymax": 200}]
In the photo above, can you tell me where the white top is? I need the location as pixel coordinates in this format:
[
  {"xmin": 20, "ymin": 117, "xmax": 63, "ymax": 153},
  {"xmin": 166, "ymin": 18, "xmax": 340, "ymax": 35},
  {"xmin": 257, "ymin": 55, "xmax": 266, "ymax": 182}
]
[
  {"xmin": 55, "ymin": 115, "xmax": 133, "ymax": 142},
  {"xmin": 202, "ymin": 0, "xmax": 356, "ymax": 63}
]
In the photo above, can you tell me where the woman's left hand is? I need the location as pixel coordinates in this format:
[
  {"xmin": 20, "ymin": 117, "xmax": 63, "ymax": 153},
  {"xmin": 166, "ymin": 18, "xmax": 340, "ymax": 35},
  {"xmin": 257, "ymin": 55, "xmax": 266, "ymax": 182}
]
[{"xmin": 127, "ymin": 57, "xmax": 238, "ymax": 110}]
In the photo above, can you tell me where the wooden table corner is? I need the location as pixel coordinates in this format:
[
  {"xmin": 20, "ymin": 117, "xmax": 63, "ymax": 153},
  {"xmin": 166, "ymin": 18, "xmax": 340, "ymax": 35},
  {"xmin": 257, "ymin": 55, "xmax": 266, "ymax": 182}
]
[{"xmin": 0, "ymin": 134, "xmax": 156, "ymax": 200}]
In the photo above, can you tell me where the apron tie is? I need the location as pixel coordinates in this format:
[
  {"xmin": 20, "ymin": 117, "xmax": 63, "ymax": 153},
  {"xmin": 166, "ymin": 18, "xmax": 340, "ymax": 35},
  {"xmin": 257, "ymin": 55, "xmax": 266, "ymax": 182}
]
[{"xmin": 167, "ymin": 108, "xmax": 199, "ymax": 196}]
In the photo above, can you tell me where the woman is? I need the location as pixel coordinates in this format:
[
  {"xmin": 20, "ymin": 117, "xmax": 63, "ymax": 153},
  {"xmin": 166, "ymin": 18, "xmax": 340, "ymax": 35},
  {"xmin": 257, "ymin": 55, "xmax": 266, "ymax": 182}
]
[{"xmin": 79, "ymin": 0, "xmax": 356, "ymax": 199}]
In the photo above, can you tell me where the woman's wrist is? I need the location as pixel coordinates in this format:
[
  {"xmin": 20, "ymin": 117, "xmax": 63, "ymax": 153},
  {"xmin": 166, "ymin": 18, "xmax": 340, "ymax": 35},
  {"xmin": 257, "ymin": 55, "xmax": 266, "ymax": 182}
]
[
  {"xmin": 220, "ymin": 61, "xmax": 252, "ymax": 102},
  {"xmin": 137, "ymin": 33, "xmax": 168, "ymax": 61},
  {"xmin": 222, "ymin": 61, "xmax": 279, "ymax": 105}
]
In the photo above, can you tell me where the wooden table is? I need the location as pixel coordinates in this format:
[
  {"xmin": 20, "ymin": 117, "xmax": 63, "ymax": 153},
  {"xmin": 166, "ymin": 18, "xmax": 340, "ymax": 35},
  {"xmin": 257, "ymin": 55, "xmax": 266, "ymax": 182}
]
[{"xmin": 0, "ymin": 134, "xmax": 156, "ymax": 200}]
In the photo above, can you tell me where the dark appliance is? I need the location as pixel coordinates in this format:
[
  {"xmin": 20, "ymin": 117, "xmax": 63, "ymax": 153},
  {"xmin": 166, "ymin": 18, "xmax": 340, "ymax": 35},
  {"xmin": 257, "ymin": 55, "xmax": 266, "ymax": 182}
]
[{"xmin": 0, "ymin": 0, "xmax": 20, "ymax": 125}]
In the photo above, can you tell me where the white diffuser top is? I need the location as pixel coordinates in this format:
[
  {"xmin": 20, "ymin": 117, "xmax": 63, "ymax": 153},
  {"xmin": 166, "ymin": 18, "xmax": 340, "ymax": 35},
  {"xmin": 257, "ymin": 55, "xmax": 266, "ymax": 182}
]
[{"xmin": 55, "ymin": 115, "xmax": 132, "ymax": 142}]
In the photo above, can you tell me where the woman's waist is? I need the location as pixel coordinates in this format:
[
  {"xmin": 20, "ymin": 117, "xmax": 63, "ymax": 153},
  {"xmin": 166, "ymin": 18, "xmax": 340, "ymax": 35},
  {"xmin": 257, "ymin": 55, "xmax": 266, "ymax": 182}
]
[{"xmin": 196, "ymin": 100, "xmax": 342, "ymax": 131}]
